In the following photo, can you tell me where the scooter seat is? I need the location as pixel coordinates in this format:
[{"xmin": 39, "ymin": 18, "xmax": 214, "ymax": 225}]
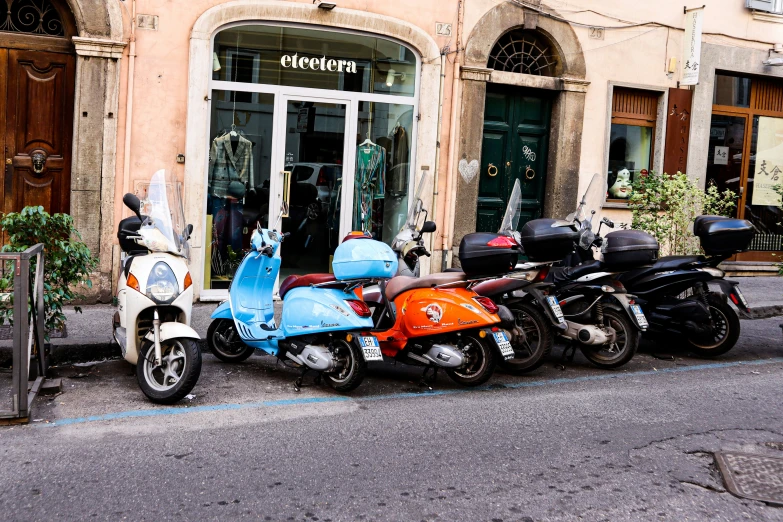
[
  {"xmin": 472, "ymin": 277, "xmax": 530, "ymax": 298},
  {"xmin": 547, "ymin": 260, "xmax": 605, "ymax": 284},
  {"xmin": 651, "ymin": 255, "xmax": 704, "ymax": 271},
  {"xmin": 384, "ymin": 272, "xmax": 468, "ymax": 301},
  {"xmin": 279, "ymin": 273, "xmax": 339, "ymax": 298}
]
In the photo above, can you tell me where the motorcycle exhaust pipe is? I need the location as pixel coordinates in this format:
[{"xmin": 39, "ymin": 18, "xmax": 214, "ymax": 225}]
[
  {"xmin": 422, "ymin": 344, "xmax": 465, "ymax": 368},
  {"xmin": 564, "ymin": 320, "xmax": 616, "ymax": 346},
  {"xmin": 286, "ymin": 345, "xmax": 336, "ymax": 372}
]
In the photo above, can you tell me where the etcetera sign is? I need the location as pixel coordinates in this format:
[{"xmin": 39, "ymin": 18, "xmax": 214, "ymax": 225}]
[{"xmin": 280, "ymin": 54, "xmax": 357, "ymax": 73}]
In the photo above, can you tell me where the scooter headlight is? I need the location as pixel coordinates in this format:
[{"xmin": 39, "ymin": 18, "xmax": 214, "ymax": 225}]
[{"xmin": 146, "ymin": 261, "xmax": 179, "ymax": 304}]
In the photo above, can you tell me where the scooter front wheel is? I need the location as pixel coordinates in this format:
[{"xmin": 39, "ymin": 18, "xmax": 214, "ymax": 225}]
[
  {"xmin": 446, "ymin": 331, "xmax": 497, "ymax": 387},
  {"xmin": 323, "ymin": 338, "xmax": 367, "ymax": 393},
  {"xmin": 207, "ymin": 319, "xmax": 255, "ymax": 363},
  {"xmin": 137, "ymin": 338, "xmax": 202, "ymax": 404}
]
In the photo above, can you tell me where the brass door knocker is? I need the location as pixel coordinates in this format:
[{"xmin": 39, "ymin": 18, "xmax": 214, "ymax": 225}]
[
  {"xmin": 487, "ymin": 163, "xmax": 498, "ymax": 177},
  {"xmin": 525, "ymin": 166, "xmax": 535, "ymax": 180}
]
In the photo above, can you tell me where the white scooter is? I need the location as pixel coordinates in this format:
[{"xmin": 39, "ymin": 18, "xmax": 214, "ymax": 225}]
[{"xmin": 113, "ymin": 169, "xmax": 202, "ymax": 404}]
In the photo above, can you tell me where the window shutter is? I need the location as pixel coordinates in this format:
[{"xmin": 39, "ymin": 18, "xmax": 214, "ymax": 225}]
[
  {"xmin": 746, "ymin": 0, "xmax": 778, "ymax": 13},
  {"xmin": 611, "ymin": 88, "xmax": 658, "ymax": 125}
]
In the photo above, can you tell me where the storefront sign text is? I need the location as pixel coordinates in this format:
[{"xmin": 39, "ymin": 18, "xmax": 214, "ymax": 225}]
[
  {"xmin": 280, "ymin": 54, "xmax": 357, "ymax": 73},
  {"xmin": 752, "ymin": 116, "xmax": 783, "ymax": 207},
  {"xmin": 681, "ymin": 7, "xmax": 703, "ymax": 86}
]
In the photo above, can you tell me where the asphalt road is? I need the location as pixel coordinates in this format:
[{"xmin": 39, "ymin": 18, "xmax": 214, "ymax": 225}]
[{"xmin": 1, "ymin": 317, "xmax": 783, "ymax": 521}]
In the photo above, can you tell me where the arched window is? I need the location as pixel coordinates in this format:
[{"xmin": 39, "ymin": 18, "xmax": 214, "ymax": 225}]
[
  {"xmin": 488, "ymin": 29, "xmax": 558, "ymax": 76},
  {"xmin": 0, "ymin": 0, "xmax": 66, "ymax": 37}
]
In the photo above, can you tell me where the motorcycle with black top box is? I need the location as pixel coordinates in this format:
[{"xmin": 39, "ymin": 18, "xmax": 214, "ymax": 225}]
[
  {"xmin": 517, "ymin": 174, "xmax": 654, "ymax": 369},
  {"xmin": 614, "ymin": 215, "xmax": 754, "ymax": 356},
  {"xmin": 458, "ymin": 180, "xmax": 564, "ymax": 375}
]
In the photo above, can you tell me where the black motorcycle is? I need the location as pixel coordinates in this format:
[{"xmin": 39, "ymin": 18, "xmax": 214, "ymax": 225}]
[{"xmin": 610, "ymin": 216, "xmax": 753, "ymax": 356}]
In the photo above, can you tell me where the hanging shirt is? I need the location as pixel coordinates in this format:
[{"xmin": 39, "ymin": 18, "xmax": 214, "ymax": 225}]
[
  {"xmin": 354, "ymin": 142, "xmax": 386, "ymax": 233},
  {"xmin": 209, "ymin": 133, "xmax": 254, "ymax": 199}
]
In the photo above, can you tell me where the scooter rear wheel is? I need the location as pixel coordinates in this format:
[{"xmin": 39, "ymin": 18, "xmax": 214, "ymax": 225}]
[
  {"xmin": 137, "ymin": 338, "xmax": 202, "ymax": 404},
  {"xmin": 207, "ymin": 319, "xmax": 255, "ymax": 363},
  {"xmin": 500, "ymin": 303, "xmax": 553, "ymax": 374},
  {"xmin": 686, "ymin": 295, "xmax": 740, "ymax": 357},
  {"xmin": 580, "ymin": 308, "xmax": 639, "ymax": 369},
  {"xmin": 446, "ymin": 331, "xmax": 497, "ymax": 387},
  {"xmin": 323, "ymin": 338, "xmax": 367, "ymax": 392}
]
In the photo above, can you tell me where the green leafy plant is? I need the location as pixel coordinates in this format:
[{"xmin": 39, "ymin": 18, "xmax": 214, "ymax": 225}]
[
  {"xmin": 629, "ymin": 171, "xmax": 737, "ymax": 256},
  {"xmin": 0, "ymin": 206, "xmax": 97, "ymax": 335}
]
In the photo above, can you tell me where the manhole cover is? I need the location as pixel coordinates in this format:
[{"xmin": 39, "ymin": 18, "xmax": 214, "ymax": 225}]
[{"xmin": 715, "ymin": 451, "xmax": 783, "ymax": 505}]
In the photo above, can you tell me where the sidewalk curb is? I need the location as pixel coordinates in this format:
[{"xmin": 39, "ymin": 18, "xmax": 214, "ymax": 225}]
[
  {"xmin": 0, "ymin": 340, "xmax": 210, "ymax": 368},
  {"xmin": 1, "ymin": 307, "xmax": 780, "ymax": 368}
]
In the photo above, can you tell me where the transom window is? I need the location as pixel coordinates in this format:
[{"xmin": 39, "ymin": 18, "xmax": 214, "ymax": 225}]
[
  {"xmin": 0, "ymin": 0, "xmax": 65, "ymax": 37},
  {"xmin": 488, "ymin": 29, "xmax": 558, "ymax": 76}
]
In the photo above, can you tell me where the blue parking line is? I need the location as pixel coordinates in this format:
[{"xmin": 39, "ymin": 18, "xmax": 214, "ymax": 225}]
[{"xmin": 41, "ymin": 357, "xmax": 783, "ymax": 428}]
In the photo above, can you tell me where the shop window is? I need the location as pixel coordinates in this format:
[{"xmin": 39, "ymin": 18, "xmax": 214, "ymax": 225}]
[
  {"xmin": 205, "ymin": 90, "xmax": 274, "ymax": 290},
  {"xmin": 713, "ymin": 74, "xmax": 751, "ymax": 108},
  {"xmin": 607, "ymin": 88, "xmax": 658, "ymax": 202},
  {"xmin": 353, "ymin": 101, "xmax": 414, "ymax": 243},
  {"xmin": 213, "ymin": 25, "xmax": 416, "ymax": 97}
]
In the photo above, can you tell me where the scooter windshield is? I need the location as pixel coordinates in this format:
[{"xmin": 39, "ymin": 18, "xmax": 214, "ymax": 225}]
[
  {"xmin": 405, "ymin": 170, "xmax": 430, "ymax": 230},
  {"xmin": 498, "ymin": 179, "xmax": 522, "ymax": 236},
  {"xmin": 137, "ymin": 169, "xmax": 188, "ymax": 257},
  {"xmin": 570, "ymin": 173, "xmax": 606, "ymax": 226}
]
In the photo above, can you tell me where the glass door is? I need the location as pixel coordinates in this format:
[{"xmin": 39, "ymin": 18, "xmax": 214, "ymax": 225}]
[{"xmin": 272, "ymin": 96, "xmax": 353, "ymax": 278}]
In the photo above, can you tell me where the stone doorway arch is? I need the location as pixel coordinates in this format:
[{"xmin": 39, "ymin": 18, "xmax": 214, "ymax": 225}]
[{"xmin": 452, "ymin": 2, "xmax": 588, "ymax": 263}]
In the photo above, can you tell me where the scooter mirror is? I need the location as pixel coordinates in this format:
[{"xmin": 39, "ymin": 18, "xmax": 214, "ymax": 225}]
[
  {"xmin": 420, "ymin": 221, "xmax": 437, "ymax": 233},
  {"xmin": 122, "ymin": 193, "xmax": 142, "ymax": 219}
]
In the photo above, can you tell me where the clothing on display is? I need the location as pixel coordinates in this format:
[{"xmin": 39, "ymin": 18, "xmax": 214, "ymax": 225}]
[
  {"xmin": 209, "ymin": 132, "xmax": 255, "ymax": 199},
  {"xmin": 208, "ymin": 131, "xmax": 255, "ymax": 276},
  {"xmin": 354, "ymin": 140, "xmax": 386, "ymax": 233}
]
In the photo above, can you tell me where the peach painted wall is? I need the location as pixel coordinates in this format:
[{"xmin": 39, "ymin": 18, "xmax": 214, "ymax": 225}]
[{"xmin": 113, "ymin": 0, "xmax": 461, "ymax": 246}]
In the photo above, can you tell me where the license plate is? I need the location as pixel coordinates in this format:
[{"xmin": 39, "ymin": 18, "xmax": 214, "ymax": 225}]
[
  {"xmin": 734, "ymin": 287, "xmax": 749, "ymax": 308},
  {"xmin": 546, "ymin": 296, "xmax": 565, "ymax": 323},
  {"xmin": 630, "ymin": 304, "xmax": 648, "ymax": 328},
  {"xmin": 493, "ymin": 331, "xmax": 515, "ymax": 360},
  {"xmin": 359, "ymin": 336, "xmax": 383, "ymax": 362}
]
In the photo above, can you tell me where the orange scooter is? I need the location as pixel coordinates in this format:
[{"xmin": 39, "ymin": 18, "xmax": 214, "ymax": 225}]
[{"xmin": 363, "ymin": 268, "xmax": 517, "ymax": 387}]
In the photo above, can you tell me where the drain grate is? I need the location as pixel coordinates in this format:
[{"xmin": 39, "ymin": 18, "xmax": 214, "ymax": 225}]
[{"xmin": 715, "ymin": 451, "xmax": 783, "ymax": 505}]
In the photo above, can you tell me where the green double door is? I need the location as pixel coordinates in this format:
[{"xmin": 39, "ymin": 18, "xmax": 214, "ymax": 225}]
[{"xmin": 477, "ymin": 85, "xmax": 551, "ymax": 233}]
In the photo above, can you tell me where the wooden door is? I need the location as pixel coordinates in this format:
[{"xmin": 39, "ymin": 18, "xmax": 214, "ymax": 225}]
[
  {"xmin": 0, "ymin": 49, "xmax": 74, "ymax": 215},
  {"xmin": 477, "ymin": 85, "xmax": 551, "ymax": 233}
]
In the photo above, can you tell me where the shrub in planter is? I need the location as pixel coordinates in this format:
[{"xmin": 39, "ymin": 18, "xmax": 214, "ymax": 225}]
[
  {"xmin": 0, "ymin": 206, "xmax": 97, "ymax": 337},
  {"xmin": 629, "ymin": 171, "xmax": 737, "ymax": 256}
]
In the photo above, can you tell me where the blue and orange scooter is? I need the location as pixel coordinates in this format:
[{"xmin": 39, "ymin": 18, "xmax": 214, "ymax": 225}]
[{"xmin": 207, "ymin": 210, "xmax": 396, "ymax": 392}]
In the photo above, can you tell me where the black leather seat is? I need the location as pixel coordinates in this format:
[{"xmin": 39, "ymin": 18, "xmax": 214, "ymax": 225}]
[
  {"xmin": 650, "ymin": 255, "xmax": 703, "ymax": 271},
  {"xmin": 547, "ymin": 260, "xmax": 605, "ymax": 284}
]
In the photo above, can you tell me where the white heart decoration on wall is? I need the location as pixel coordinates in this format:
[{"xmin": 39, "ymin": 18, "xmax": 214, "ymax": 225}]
[{"xmin": 459, "ymin": 159, "xmax": 479, "ymax": 184}]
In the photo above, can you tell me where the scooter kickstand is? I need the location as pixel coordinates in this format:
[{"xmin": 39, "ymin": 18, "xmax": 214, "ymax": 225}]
[
  {"xmin": 556, "ymin": 343, "xmax": 577, "ymax": 371},
  {"xmin": 419, "ymin": 367, "xmax": 438, "ymax": 390}
]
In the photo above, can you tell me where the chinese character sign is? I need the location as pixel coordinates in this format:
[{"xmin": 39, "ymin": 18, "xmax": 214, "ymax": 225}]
[
  {"xmin": 714, "ymin": 146, "xmax": 729, "ymax": 166},
  {"xmin": 681, "ymin": 8, "xmax": 703, "ymax": 86},
  {"xmin": 751, "ymin": 116, "xmax": 783, "ymax": 207}
]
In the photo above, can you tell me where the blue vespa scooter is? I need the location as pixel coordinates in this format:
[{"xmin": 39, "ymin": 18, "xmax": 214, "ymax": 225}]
[{"xmin": 207, "ymin": 219, "xmax": 396, "ymax": 392}]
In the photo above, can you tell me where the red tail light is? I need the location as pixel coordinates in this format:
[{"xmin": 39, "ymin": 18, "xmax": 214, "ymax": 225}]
[
  {"xmin": 316, "ymin": 167, "xmax": 329, "ymax": 186},
  {"xmin": 486, "ymin": 236, "xmax": 517, "ymax": 248},
  {"xmin": 474, "ymin": 296, "xmax": 499, "ymax": 314},
  {"xmin": 534, "ymin": 266, "xmax": 550, "ymax": 282},
  {"xmin": 345, "ymin": 299, "xmax": 372, "ymax": 318},
  {"xmin": 729, "ymin": 294, "xmax": 739, "ymax": 305}
]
